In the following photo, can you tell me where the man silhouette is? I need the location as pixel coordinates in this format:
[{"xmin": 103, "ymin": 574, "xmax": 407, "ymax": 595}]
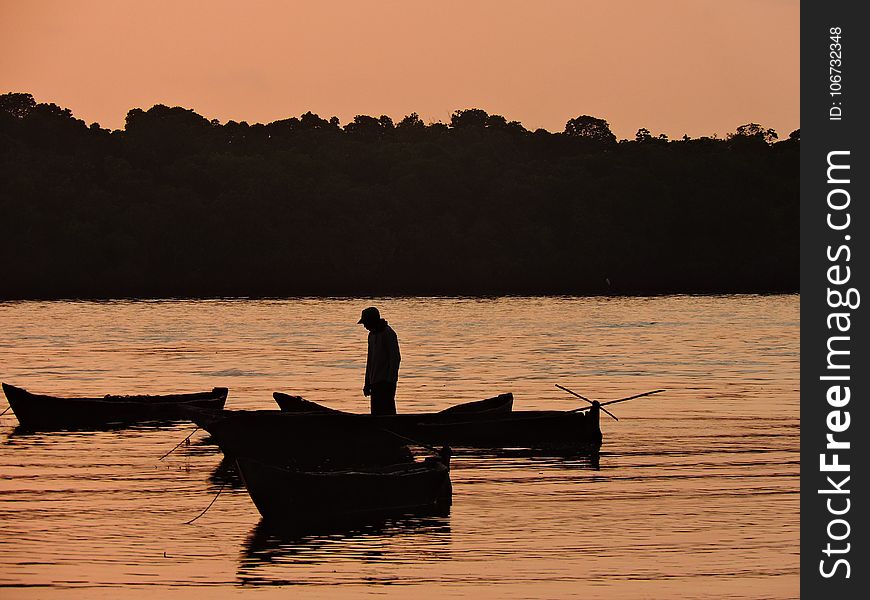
[{"xmin": 358, "ymin": 306, "xmax": 401, "ymax": 415}]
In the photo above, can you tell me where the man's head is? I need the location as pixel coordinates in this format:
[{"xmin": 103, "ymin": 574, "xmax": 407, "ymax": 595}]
[{"xmin": 357, "ymin": 306, "xmax": 381, "ymax": 330}]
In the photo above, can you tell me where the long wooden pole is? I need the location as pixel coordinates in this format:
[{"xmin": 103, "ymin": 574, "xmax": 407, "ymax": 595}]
[
  {"xmin": 565, "ymin": 388, "xmax": 665, "ymax": 412},
  {"xmin": 555, "ymin": 384, "xmax": 619, "ymax": 421},
  {"xmin": 600, "ymin": 389, "xmax": 666, "ymax": 407}
]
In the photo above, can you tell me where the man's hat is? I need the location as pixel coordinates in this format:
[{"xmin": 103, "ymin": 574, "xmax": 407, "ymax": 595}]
[{"xmin": 358, "ymin": 306, "xmax": 380, "ymax": 324}]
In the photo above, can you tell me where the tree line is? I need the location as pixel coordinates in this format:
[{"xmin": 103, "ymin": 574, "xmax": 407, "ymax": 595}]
[{"xmin": 0, "ymin": 92, "xmax": 798, "ymax": 299}]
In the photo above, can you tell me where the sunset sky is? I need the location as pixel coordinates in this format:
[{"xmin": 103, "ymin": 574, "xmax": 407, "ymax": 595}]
[{"xmin": 1, "ymin": 0, "xmax": 799, "ymax": 140}]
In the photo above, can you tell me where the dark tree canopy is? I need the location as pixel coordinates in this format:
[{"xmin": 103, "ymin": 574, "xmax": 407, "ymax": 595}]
[
  {"xmin": 730, "ymin": 122, "xmax": 779, "ymax": 144},
  {"xmin": 397, "ymin": 112, "xmax": 425, "ymax": 129},
  {"xmin": 0, "ymin": 92, "xmax": 36, "ymax": 119},
  {"xmin": 564, "ymin": 115, "xmax": 617, "ymax": 144},
  {"xmin": 451, "ymin": 108, "xmax": 490, "ymax": 129},
  {"xmin": 0, "ymin": 92, "xmax": 798, "ymax": 299}
]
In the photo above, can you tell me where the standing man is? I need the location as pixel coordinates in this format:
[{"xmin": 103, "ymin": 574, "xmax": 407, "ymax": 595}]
[{"xmin": 358, "ymin": 306, "xmax": 401, "ymax": 415}]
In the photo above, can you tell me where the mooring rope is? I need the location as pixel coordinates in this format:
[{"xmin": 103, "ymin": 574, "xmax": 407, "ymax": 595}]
[
  {"xmin": 158, "ymin": 427, "xmax": 200, "ymax": 461},
  {"xmin": 184, "ymin": 480, "xmax": 227, "ymax": 525}
]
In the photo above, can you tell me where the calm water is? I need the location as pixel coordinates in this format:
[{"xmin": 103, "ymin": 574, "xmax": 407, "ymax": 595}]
[{"xmin": 0, "ymin": 296, "xmax": 799, "ymax": 599}]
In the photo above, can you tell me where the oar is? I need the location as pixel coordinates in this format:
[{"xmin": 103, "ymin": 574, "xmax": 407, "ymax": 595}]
[
  {"xmin": 567, "ymin": 388, "xmax": 666, "ymax": 412},
  {"xmin": 555, "ymin": 384, "xmax": 619, "ymax": 421},
  {"xmin": 600, "ymin": 389, "xmax": 665, "ymax": 407},
  {"xmin": 159, "ymin": 427, "xmax": 200, "ymax": 460}
]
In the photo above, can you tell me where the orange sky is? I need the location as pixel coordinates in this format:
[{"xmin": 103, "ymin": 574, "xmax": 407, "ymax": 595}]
[{"xmin": 0, "ymin": 0, "xmax": 799, "ymax": 140}]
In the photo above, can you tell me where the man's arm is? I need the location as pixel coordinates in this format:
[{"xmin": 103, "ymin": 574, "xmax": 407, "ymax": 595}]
[
  {"xmin": 387, "ymin": 330, "xmax": 401, "ymax": 381},
  {"xmin": 363, "ymin": 333, "xmax": 373, "ymax": 395}
]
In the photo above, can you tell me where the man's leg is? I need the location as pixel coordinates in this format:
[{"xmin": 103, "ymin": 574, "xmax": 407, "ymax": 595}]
[{"xmin": 370, "ymin": 382, "xmax": 397, "ymax": 415}]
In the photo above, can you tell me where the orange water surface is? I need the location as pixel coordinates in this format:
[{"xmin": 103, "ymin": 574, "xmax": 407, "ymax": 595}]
[{"xmin": 0, "ymin": 296, "xmax": 799, "ymax": 599}]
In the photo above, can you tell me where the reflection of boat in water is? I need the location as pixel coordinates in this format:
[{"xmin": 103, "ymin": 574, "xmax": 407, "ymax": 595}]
[
  {"xmin": 243, "ymin": 505, "xmax": 452, "ymax": 552},
  {"xmin": 238, "ymin": 508, "xmax": 452, "ymax": 576},
  {"xmin": 4, "ymin": 420, "xmax": 191, "ymax": 441},
  {"xmin": 207, "ymin": 455, "xmax": 246, "ymax": 490},
  {"xmin": 457, "ymin": 446, "xmax": 601, "ymax": 470},
  {"xmin": 235, "ymin": 449, "xmax": 452, "ymax": 530},
  {"xmin": 2, "ymin": 383, "xmax": 228, "ymax": 430}
]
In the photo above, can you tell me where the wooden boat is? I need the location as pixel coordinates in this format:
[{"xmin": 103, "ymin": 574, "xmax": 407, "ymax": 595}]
[
  {"xmin": 269, "ymin": 392, "xmax": 601, "ymax": 448},
  {"xmin": 407, "ymin": 408, "xmax": 601, "ymax": 448},
  {"xmin": 273, "ymin": 391, "xmax": 514, "ymax": 415},
  {"xmin": 2, "ymin": 383, "xmax": 229, "ymax": 430},
  {"xmin": 235, "ymin": 450, "xmax": 452, "ymax": 528},
  {"xmin": 188, "ymin": 408, "xmax": 416, "ymax": 468},
  {"xmin": 189, "ymin": 401, "xmax": 601, "ymax": 464}
]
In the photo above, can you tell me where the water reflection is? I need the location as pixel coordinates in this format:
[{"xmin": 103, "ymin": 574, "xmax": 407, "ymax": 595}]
[
  {"xmin": 208, "ymin": 455, "xmax": 246, "ymax": 490},
  {"xmin": 203, "ymin": 446, "xmax": 601, "ymax": 497},
  {"xmin": 3, "ymin": 420, "xmax": 186, "ymax": 442},
  {"xmin": 457, "ymin": 447, "xmax": 601, "ymax": 470},
  {"xmin": 238, "ymin": 509, "xmax": 452, "ymax": 584},
  {"xmin": 0, "ymin": 296, "xmax": 800, "ymax": 598}
]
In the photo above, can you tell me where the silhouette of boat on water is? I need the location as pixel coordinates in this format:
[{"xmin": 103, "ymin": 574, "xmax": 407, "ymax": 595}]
[
  {"xmin": 187, "ymin": 393, "xmax": 515, "ymax": 467},
  {"xmin": 188, "ymin": 400, "xmax": 601, "ymax": 465},
  {"xmin": 273, "ymin": 391, "xmax": 513, "ymax": 415},
  {"xmin": 235, "ymin": 449, "xmax": 452, "ymax": 529},
  {"xmin": 408, "ymin": 407, "xmax": 602, "ymax": 448},
  {"xmin": 270, "ymin": 391, "xmax": 601, "ymax": 449},
  {"xmin": 190, "ymin": 408, "xmax": 416, "ymax": 468},
  {"xmin": 1, "ymin": 382, "xmax": 228, "ymax": 430}
]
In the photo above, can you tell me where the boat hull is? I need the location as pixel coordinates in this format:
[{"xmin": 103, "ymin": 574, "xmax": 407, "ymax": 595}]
[
  {"xmin": 406, "ymin": 410, "xmax": 601, "ymax": 448},
  {"xmin": 191, "ymin": 405, "xmax": 601, "ymax": 467},
  {"xmin": 236, "ymin": 456, "xmax": 452, "ymax": 527},
  {"xmin": 273, "ymin": 392, "xmax": 513, "ymax": 416},
  {"xmin": 2, "ymin": 383, "xmax": 229, "ymax": 430},
  {"xmin": 190, "ymin": 409, "xmax": 416, "ymax": 468}
]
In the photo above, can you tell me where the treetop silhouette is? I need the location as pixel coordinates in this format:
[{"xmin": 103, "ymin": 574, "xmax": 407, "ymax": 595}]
[{"xmin": 0, "ymin": 92, "xmax": 798, "ymax": 299}]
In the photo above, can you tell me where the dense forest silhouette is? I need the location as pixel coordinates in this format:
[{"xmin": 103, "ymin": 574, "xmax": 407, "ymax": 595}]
[{"xmin": 0, "ymin": 92, "xmax": 797, "ymax": 299}]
